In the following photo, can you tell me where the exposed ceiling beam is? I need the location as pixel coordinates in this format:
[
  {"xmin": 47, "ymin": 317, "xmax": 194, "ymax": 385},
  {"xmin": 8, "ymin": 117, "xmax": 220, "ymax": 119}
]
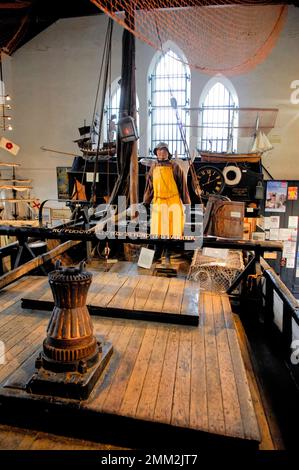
[
  {"xmin": 0, "ymin": 1, "xmax": 31, "ymax": 8},
  {"xmin": 0, "ymin": 0, "xmax": 103, "ymax": 53}
]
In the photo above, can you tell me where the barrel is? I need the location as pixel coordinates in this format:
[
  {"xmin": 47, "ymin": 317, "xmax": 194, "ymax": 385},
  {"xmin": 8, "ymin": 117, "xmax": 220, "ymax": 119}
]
[{"xmin": 213, "ymin": 201, "xmax": 244, "ymax": 239}]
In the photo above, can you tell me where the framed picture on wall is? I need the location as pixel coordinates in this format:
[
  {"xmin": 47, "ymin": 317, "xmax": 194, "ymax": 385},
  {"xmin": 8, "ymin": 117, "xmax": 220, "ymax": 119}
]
[
  {"xmin": 288, "ymin": 186, "xmax": 298, "ymax": 201},
  {"xmin": 265, "ymin": 181, "xmax": 288, "ymax": 213},
  {"xmin": 56, "ymin": 167, "xmax": 71, "ymax": 200}
]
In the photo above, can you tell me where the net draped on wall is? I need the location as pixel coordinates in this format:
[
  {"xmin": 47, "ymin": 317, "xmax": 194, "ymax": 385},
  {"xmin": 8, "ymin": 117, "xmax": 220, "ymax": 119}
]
[{"xmin": 91, "ymin": 0, "xmax": 287, "ymax": 75}]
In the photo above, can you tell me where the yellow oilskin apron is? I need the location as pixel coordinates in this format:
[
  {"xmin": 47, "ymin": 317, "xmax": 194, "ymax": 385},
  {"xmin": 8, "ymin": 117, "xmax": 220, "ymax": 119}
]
[{"xmin": 151, "ymin": 165, "xmax": 184, "ymax": 237}]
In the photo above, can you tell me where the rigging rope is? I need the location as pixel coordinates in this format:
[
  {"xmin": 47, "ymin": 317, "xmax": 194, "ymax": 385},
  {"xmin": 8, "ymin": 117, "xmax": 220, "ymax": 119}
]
[
  {"xmin": 77, "ymin": 17, "xmax": 114, "ymax": 206},
  {"xmin": 91, "ymin": 18, "xmax": 114, "ymax": 206}
]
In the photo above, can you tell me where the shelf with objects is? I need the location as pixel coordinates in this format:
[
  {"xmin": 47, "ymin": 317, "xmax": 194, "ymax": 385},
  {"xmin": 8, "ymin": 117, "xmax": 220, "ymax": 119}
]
[
  {"xmin": 0, "ymin": 160, "xmax": 42, "ymax": 271},
  {"xmin": 0, "ymin": 161, "xmax": 40, "ymax": 226}
]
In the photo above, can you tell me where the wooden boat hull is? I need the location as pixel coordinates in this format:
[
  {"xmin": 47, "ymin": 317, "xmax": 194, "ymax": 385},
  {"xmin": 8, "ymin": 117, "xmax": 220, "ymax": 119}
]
[{"xmin": 200, "ymin": 152, "xmax": 262, "ymax": 163}]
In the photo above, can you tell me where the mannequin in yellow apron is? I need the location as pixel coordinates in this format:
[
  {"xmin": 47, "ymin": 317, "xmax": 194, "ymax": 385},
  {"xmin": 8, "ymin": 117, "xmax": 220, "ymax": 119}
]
[{"xmin": 143, "ymin": 142, "xmax": 191, "ymax": 237}]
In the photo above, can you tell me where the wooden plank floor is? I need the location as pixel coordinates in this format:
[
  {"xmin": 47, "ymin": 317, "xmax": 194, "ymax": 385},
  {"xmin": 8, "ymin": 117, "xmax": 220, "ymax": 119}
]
[
  {"xmin": 0, "ymin": 278, "xmax": 260, "ymax": 448},
  {"xmin": 0, "ymin": 424, "xmax": 128, "ymax": 450},
  {"xmin": 21, "ymin": 272, "xmax": 199, "ymax": 325},
  {"xmin": 0, "ymin": 316, "xmax": 280, "ymax": 450}
]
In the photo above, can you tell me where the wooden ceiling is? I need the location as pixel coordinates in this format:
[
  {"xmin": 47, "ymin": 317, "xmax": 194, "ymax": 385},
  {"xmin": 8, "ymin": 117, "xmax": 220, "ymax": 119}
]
[{"xmin": 0, "ymin": 0, "xmax": 102, "ymax": 55}]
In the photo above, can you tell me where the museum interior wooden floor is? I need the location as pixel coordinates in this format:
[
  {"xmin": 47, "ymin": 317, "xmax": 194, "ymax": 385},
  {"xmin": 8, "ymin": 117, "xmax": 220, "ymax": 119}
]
[{"xmin": 0, "ymin": 262, "xmax": 283, "ymax": 450}]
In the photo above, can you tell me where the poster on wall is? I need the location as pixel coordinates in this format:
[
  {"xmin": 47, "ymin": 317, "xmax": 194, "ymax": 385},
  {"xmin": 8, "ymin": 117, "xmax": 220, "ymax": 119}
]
[
  {"xmin": 279, "ymin": 228, "xmax": 293, "ymax": 241},
  {"xmin": 283, "ymin": 241, "xmax": 297, "ymax": 268},
  {"xmin": 288, "ymin": 216, "xmax": 298, "ymax": 229},
  {"xmin": 265, "ymin": 181, "xmax": 288, "ymax": 212},
  {"xmin": 56, "ymin": 167, "xmax": 71, "ymax": 200},
  {"xmin": 269, "ymin": 228, "xmax": 279, "ymax": 240},
  {"xmin": 288, "ymin": 186, "xmax": 298, "ymax": 201},
  {"xmin": 264, "ymin": 216, "xmax": 280, "ymax": 229}
]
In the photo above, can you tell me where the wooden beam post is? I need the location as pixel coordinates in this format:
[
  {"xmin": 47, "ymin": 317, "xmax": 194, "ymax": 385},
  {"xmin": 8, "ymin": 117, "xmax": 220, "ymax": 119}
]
[{"xmin": 0, "ymin": 239, "xmax": 82, "ymax": 290}]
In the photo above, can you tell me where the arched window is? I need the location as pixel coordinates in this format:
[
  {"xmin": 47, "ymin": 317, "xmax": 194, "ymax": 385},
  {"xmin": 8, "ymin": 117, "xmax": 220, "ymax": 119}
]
[
  {"xmin": 199, "ymin": 77, "xmax": 238, "ymax": 153},
  {"xmin": 103, "ymin": 78, "xmax": 139, "ymax": 144},
  {"xmin": 149, "ymin": 47, "xmax": 190, "ymax": 157}
]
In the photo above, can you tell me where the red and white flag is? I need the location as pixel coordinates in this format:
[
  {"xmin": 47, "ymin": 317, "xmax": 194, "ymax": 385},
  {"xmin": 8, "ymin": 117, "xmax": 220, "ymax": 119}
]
[{"xmin": 0, "ymin": 137, "xmax": 20, "ymax": 155}]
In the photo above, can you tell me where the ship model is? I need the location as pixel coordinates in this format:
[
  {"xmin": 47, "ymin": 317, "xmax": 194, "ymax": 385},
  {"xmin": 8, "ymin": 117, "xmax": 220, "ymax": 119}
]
[{"xmin": 74, "ymin": 118, "xmax": 116, "ymax": 160}]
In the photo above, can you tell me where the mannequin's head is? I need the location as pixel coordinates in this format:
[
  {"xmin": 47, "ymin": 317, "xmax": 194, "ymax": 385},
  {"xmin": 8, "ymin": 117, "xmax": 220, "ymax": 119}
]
[{"xmin": 153, "ymin": 142, "xmax": 172, "ymax": 160}]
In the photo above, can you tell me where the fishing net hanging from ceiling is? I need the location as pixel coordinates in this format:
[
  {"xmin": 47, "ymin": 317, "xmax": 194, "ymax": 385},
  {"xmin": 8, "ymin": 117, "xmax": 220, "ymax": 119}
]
[{"xmin": 91, "ymin": 0, "xmax": 287, "ymax": 76}]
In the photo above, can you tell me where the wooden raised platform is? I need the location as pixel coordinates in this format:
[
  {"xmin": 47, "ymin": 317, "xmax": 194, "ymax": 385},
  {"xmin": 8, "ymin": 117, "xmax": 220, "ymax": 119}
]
[
  {"xmin": 0, "ymin": 275, "xmax": 261, "ymax": 449},
  {"xmin": 0, "ymin": 424, "xmax": 127, "ymax": 450},
  {"xmin": 21, "ymin": 272, "xmax": 200, "ymax": 326}
]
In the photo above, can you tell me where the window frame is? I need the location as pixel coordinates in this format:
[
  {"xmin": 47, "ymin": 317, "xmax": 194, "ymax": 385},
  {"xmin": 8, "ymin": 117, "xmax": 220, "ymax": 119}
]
[
  {"xmin": 198, "ymin": 76, "xmax": 239, "ymax": 153},
  {"xmin": 148, "ymin": 45, "xmax": 191, "ymax": 158}
]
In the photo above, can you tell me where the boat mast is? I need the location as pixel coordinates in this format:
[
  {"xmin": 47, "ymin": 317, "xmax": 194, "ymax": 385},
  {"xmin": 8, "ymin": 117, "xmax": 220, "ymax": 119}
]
[
  {"xmin": 109, "ymin": 5, "xmax": 138, "ymax": 210},
  {"xmin": 126, "ymin": 7, "xmax": 138, "ymax": 214}
]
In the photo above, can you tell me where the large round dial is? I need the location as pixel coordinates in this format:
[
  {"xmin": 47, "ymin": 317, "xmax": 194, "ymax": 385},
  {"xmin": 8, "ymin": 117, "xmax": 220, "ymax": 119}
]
[{"xmin": 194, "ymin": 165, "xmax": 225, "ymax": 197}]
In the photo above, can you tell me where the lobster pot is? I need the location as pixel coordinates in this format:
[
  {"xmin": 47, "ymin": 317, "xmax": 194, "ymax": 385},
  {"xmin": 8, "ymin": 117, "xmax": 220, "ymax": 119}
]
[
  {"xmin": 213, "ymin": 201, "xmax": 244, "ymax": 239},
  {"xmin": 188, "ymin": 248, "xmax": 244, "ymax": 293}
]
